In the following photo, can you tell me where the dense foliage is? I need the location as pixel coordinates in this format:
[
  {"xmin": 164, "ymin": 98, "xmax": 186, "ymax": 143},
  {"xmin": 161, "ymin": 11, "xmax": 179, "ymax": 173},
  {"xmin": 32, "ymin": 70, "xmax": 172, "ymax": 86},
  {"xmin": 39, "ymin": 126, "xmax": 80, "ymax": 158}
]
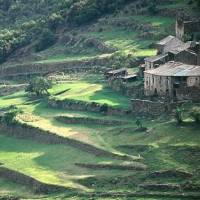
[
  {"xmin": 1, "ymin": 106, "xmax": 21, "ymax": 125},
  {"xmin": 0, "ymin": 0, "xmax": 198, "ymax": 63},
  {"xmin": 0, "ymin": 0, "xmax": 73, "ymax": 63},
  {"xmin": 68, "ymin": 0, "xmax": 132, "ymax": 25},
  {"xmin": 0, "ymin": 0, "xmax": 133, "ymax": 63},
  {"xmin": 26, "ymin": 77, "xmax": 52, "ymax": 96}
]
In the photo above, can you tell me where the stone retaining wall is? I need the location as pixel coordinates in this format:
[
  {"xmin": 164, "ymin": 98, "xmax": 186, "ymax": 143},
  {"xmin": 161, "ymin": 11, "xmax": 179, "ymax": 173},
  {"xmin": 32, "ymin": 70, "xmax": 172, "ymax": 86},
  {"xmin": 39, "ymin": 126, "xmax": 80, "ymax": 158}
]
[
  {"xmin": 0, "ymin": 85, "xmax": 25, "ymax": 96},
  {"xmin": 56, "ymin": 116, "xmax": 128, "ymax": 126},
  {"xmin": 131, "ymin": 99, "xmax": 183, "ymax": 117},
  {"xmin": 0, "ymin": 56, "xmax": 111, "ymax": 78},
  {"xmin": 0, "ymin": 122, "xmax": 134, "ymax": 161},
  {"xmin": 177, "ymin": 86, "xmax": 200, "ymax": 102},
  {"xmin": 108, "ymin": 79, "xmax": 144, "ymax": 99},
  {"xmin": 131, "ymin": 99, "xmax": 167, "ymax": 116},
  {"xmin": 48, "ymin": 98, "xmax": 131, "ymax": 116},
  {"xmin": 0, "ymin": 166, "xmax": 67, "ymax": 194},
  {"xmin": 75, "ymin": 162, "xmax": 147, "ymax": 171}
]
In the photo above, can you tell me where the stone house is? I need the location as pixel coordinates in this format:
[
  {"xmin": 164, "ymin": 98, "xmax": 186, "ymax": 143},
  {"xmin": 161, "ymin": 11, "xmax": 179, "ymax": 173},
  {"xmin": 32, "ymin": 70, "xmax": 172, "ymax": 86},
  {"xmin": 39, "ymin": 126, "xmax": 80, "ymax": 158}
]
[
  {"xmin": 168, "ymin": 49, "xmax": 199, "ymax": 65},
  {"xmin": 176, "ymin": 18, "xmax": 200, "ymax": 40},
  {"xmin": 144, "ymin": 54, "xmax": 169, "ymax": 70},
  {"xmin": 156, "ymin": 35, "xmax": 184, "ymax": 54},
  {"xmin": 144, "ymin": 62, "xmax": 200, "ymax": 101},
  {"xmin": 142, "ymin": 38, "xmax": 200, "ymax": 73}
]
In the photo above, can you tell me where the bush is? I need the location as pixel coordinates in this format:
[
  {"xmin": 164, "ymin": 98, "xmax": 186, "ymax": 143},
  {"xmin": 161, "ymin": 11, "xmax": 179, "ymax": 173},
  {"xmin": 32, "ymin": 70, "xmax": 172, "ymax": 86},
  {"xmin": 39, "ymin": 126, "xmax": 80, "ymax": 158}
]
[
  {"xmin": 26, "ymin": 77, "xmax": 52, "ymax": 97},
  {"xmin": 1, "ymin": 106, "xmax": 21, "ymax": 125},
  {"xmin": 148, "ymin": 1, "xmax": 159, "ymax": 15},
  {"xmin": 190, "ymin": 107, "xmax": 200, "ymax": 123},
  {"xmin": 175, "ymin": 106, "xmax": 184, "ymax": 125},
  {"xmin": 35, "ymin": 29, "xmax": 56, "ymax": 52},
  {"xmin": 68, "ymin": 0, "xmax": 131, "ymax": 25}
]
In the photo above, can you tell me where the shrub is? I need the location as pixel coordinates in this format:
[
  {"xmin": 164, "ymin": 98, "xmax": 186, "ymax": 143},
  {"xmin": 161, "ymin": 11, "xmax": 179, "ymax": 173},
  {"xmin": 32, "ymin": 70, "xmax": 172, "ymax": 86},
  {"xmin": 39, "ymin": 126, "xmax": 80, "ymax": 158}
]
[
  {"xmin": 190, "ymin": 107, "xmax": 200, "ymax": 123},
  {"xmin": 175, "ymin": 106, "xmax": 184, "ymax": 125},
  {"xmin": 26, "ymin": 77, "xmax": 53, "ymax": 97},
  {"xmin": 68, "ymin": 0, "xmax": 131, "ymax": 25},
  {"xmin": 35, "ymin": 29, "xmax": 56, "ymax": 52},
  {"xmin": 1, "ymin": 106, "xmax": 21, "ymax": 125},
  {"xmin": 148, "ymin": 1, "xmax": 159, "ymax": 15}
]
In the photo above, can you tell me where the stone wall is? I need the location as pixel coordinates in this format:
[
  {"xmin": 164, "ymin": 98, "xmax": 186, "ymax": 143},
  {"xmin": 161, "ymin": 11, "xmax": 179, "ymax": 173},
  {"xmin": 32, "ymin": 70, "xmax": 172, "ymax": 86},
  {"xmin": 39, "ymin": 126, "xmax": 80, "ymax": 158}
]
[
  {"xmin": 0, "ymin": 122, "xmax": 132, "ymax": 161},
  {"xmin": 176, "ymin": 86, "xmax": 200, "ymax": 102},
  {"xmin": 131, "ymin": 99, "xmax": 168, "ymax": 116},
  {"xmin": 0, "ymin": 85, "xmax": 25, "ymax": 96},
  {"xmin": 144, "ymin": 73, "xmax": 172, "ymax": 97},
  {"xmin": 48, "ymin": 98, "xmax": 131, "ymax": 116},
  {"xmin": 131, "ymin": 99, "xmax": 187, "ymax": 116},
  {"xmin": 0, "ymin": 56, "xmax": 111, "ymax": 78},
  {"xmin": 175, "ymin": 50, "xmax": 198, "ymax": 65},
  {"xmin": 108, "ymin": 79, "xmax": 144, "ymax": 99},
  {"xmin": 56, "ymin": 116, "xmax": 127, "ymax": 126},
  {"xmin": 0, "ymin": 166, "xmax": 67, "ymax": 194}
]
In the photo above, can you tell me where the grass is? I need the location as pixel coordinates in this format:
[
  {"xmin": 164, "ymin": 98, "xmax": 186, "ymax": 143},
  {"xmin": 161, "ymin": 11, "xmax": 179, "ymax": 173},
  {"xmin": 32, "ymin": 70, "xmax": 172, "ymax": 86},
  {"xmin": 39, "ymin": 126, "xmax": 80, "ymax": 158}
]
[
  {"xmin": 0, "ymin": 86, "xmax": 200, "ymax": 198},
  {"xmin": 50, "ymin": 81, "xmax": 131, "ymax": 110},
  {"xmin": 0, "ymin": 133, "xmax": 139, "ymax": 192},
  {"xmin": 1, "ymin": 1, "xmax": 200, "ymax": 198},
  {"xmin": 86, "ymin": 29, "xmax": 156, "ymax": 57},
  {"xmin": 0, "ymin": 178, "xmax": 34, "ymax": 197}
]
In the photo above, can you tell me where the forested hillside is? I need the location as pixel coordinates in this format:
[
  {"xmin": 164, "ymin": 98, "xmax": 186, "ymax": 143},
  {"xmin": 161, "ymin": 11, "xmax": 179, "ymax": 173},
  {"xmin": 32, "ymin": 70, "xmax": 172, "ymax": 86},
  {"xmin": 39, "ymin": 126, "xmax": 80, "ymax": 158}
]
[{"xmin": 0, "ymin": 0, "xmax": 199, "ymax": 64}]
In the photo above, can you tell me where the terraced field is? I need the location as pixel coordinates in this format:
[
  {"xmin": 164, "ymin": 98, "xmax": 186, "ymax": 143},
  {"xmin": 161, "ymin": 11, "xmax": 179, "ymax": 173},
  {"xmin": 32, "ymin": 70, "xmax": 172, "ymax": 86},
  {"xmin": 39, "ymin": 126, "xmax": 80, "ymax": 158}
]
[
  {"xmin": 0, "ymin": 0, "xmax": 200, "ymax": 199},
  {"xmin": 0, "ymin": 74, "xmax": 200, "ymax": 199}
]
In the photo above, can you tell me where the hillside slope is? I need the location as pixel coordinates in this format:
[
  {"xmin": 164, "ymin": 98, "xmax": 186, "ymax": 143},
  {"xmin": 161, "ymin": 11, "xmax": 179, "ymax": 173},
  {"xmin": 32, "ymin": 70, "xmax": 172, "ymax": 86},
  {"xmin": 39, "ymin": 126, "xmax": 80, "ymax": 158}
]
[{"xmin": 0, "ymin": 0, "xmax": 199, "ymax": 66}]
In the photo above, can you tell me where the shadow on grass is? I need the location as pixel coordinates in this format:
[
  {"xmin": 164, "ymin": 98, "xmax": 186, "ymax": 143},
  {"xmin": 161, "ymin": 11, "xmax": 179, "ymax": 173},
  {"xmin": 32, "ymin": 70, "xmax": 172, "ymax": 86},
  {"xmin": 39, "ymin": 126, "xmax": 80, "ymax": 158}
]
[{"xmin": 88, "ymin": 86, "xmax": 130, "ymax": 110}]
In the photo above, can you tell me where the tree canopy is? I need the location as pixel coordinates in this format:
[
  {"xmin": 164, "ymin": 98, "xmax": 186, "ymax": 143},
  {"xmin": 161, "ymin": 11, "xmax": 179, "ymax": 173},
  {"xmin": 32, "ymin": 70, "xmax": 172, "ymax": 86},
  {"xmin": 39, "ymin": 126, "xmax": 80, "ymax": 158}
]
[{"xmin": 26, "ymin": 77, "xmax": 52, "ymax": 97}]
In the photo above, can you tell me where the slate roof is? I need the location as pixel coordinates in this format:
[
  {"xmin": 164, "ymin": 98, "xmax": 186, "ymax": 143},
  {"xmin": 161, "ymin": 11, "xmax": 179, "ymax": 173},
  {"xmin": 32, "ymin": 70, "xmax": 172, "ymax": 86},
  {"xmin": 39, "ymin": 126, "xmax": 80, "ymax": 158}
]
[
  {"xmin": 107, "ymin": 68, "xmax": 127, "ymax": 75},
  {"xmin": 144, "ymin": 62, "xmax": 200, "ymax": 77},
  {"xmin": 169, "ymin": 48, "xmax": 197, "ymax": 56},
  {"xmin": 144, "ymin": 54, "xmax": 168, "ymax": 62},
  {"xmin": 157, "ymin": 35, "xmax": 185, "ymax": 54},
  {"xmin": 157, "ymin": 35, "xmax": 176, "ymax": 46},
  {"xmin": 121, "ymin": 74, "xmax": 138, "ymax": 80}
]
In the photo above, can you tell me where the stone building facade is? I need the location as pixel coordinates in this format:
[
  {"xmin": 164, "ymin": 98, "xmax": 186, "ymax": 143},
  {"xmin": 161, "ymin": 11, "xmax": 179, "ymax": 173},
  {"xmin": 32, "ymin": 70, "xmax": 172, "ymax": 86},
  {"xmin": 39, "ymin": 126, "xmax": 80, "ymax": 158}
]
[
  {"xmin": 156, "ymin": 35, "xmax": 184, "ymax": 54},
  {"xmin": 144, "ymin": 54, "xmax": 169, "ymax": 70},
  {"xmin": 169, "ymin": 49, "xmax": 199, "ymax": 65},
  {"xmin": 176, "ymin": 19, "xmax": 200, "ymax": 40},
  {"xmin": 144, "ymin": 62, "xmax": 200, "ymax": 101}
]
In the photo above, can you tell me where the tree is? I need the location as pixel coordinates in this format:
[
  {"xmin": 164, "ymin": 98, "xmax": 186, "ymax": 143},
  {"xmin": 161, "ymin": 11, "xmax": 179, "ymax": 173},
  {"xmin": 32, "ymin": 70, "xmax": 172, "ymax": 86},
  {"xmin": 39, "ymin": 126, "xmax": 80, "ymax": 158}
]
[
  {"xmin": 1, "ymin": 106, "xmax": 21, "ymax": 125},
  {"xmin": 175, "ymin": 106, "xmax": 184, "ymax": 124},
  {"xmin": 148, "ymin": 1, "xmax": 159, "ymax": 15},
  {"xmin": 194, "ymin": 0, "xmax": 200, "ymax": 7},
  {"xmin": 26, "ymin": 77, "xmax": 52, "ymax": 97},
  {"xmin": 35, "ymin": 29, "xmax": 56, "ymax": 52}
]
